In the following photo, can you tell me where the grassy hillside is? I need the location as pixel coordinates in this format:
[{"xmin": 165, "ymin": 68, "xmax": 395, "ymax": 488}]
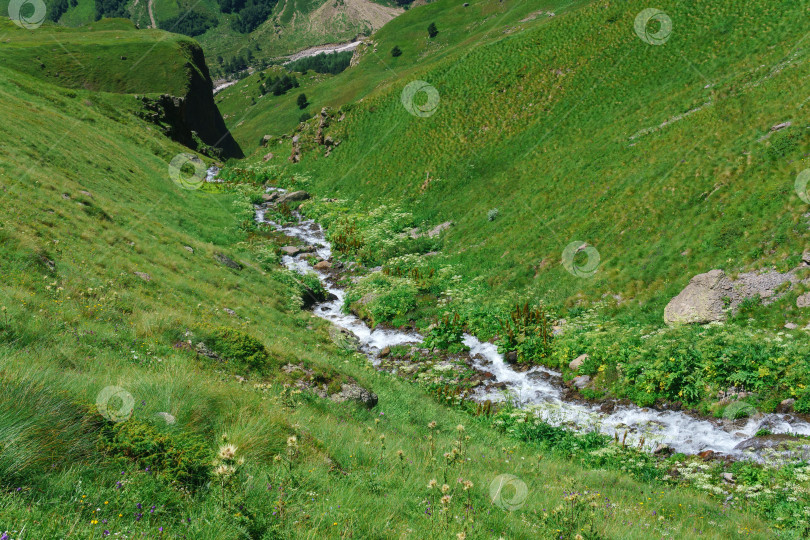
[
  {"xmin": 0, "ymin": 17, "xmax": 191, "ymax": 94},
  {"xmin": 237, "ymin": 0, "xmax": 810, "ymax": 417},
  {"xmin": 39, "ymin": 0, "xmax": 402, "ymax": 75},
  {"xmin": 0, "ymin": 20, "xmax": 783, "ymax": 540},
  {"xmin": 217, "ymin": 0, "xmax": 577, "ymax": 145}
]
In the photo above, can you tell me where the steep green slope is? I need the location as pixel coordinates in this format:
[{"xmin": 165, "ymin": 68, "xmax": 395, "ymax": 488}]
[
  {"xmin": 33, "ymin": 0, "xmax": 402, "ymax": 75},
  {"xmin": 0, "ymin": 45, "xmax": 773, "ymax": 540},
  {"xmin": 250, "ymin": 0, "xmax": 810, "ymax": 416},
  {"xmin": 285, "ymin": 0, "xmax": 810, "ymax": 317},
  {"xmin": 0, "ymin": 17, "xmax": 243, "ymax": 157},
  {"xmin": 218, "ymin": 0, "xmax": 577, "ymax": 145}
]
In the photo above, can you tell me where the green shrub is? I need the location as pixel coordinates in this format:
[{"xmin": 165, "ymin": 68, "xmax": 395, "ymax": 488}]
[
  {"xmin": 205, "ymin": 326, "xmax": 277, "ymax": 372},
  {"xmin": 423, "ymin": 312, "xmax": 465, "ymax": 352},
  {"xmin": 98, "ymin": 419, "xmax": 211, "ymax": 489},
  {"xmin": 497, "ymin": 303, "xmax": 553, "ymax": 365}
]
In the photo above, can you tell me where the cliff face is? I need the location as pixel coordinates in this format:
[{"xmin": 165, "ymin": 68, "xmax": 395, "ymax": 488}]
[{"xmin": 180, "ymin": 42, "xmax": 243, "ymax": 159}]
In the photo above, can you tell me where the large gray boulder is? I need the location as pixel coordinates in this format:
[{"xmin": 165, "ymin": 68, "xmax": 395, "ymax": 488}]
[
  {"xmin": 664, "ymin": 269, "xmax": 731, "ymax": 324},
  {"xmin": 665, "ymin": 267, "xmax": 805, "ymax": 324}
]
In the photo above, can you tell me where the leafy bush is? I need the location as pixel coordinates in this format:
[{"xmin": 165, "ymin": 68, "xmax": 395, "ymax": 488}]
[
  {"xmin": 391, "ymin": 46, "xmax": 402, "ymax": 58},
  {"xmin": 423, "ymin": 312, "xmax": 465, "ymax": 352},
  {"xmin": 497, "ymin": 303, "xmax": 553, "ymax": 364},
  {"xmin": 204, "ymin": 326, "xmax": 277, "ymax": 373},
  {"xmin": 98, "ymin": 420, "xmax": 211, "ymax": 488}
]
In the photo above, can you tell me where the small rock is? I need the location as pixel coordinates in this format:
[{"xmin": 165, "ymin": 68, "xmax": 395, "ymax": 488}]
[
  {"xmin": 235, "ymin": 375, "xmax": 246, "ymax": 383},
  {"xmin": 183, "ymin": 246, "xmax": 194, "ymax": 254},
  {"xmin": 600, "ymin": 401, "xmax": 616, "ymax": 414},
  {"xmin": 569, "ymin": 353, "xmax": 588, "ymax": 371},
  {"xmin": 223, "ymin": 308, "xmax": 236, "ymax": 317},
  {"xmin": 281, "ymin": 246, "xmax": 302, "ymax": 256},
  {"xmin": 721, "ymin": 472, "xmax": 735, "ymax": 484},
  {"xmin": 572, "ymin": 375, "xmax": 591, "ymax": 389},
  {"xmin": 785, "ymin": 322, "xmax": 799, "ymax": 329},
  {"xmin": 214, "ymin": 253, "xmax": 242, "ymax": 270},
  {"xmin": 426, "ymin": 221, "xmax": 453, "ymax": 238},
  {"xmin": 776, "ymin": 398, "xmax": 796, "ymax": 413},
  {"xmin": 314, "ymin": 260, "xmax": 332, "ymax": 270},
  {"xmin": 698, "ymin": 450, "xmax": 715, "ymax": 460},
  {"xmin": 797, "ymin": 293, "xmax": 810, "ymax": 309},
  {"xmin": 379, "ymin": 347, "xmax": 391, "ymax": 358},
  {"xmin": 505, "ymin": 351, "xmax": 518, "ymax": 363},
  {"xmin": 771, "ymin": 121, "xmax": 791, "ymax": 131},
  {"xmin": 134, "ymin": 271, "xmax": 151, "ymax": 281},
  {"xmin": 653, "ymin": 443, "xmax": 672, "ymax": 455},
  {"xmin": 263, "ymin": 152, "xmax": 274, "ymax": 162},
  {"xmin": 802, "ymin": 250, "xmax": 810, "ymax": 265},
  {"xmin": 62, "ymin": 193, "xmax": 71, "ymax": 200},
  {"xmin": 262, "ymin": 192, "xmax": 279, "ymax": 202},
  {"xmin": 78, "ymin": 190, "xmax": 92, "ymax": 198},
  {"xmin": 330, "ymin": 382, "xmax": 378, "ymax": 408}
]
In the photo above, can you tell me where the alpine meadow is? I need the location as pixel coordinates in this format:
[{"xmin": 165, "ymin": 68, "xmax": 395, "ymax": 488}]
[{"xmin": 3, "ymin": 0, "xmax": 810, "ymax": 539}]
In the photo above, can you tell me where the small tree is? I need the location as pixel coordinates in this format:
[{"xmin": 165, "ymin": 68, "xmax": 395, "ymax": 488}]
[
  {"xmin": 427, "ymin": 22, "xmax": 438, "ymax": 38},
  {"xmin": 391, "ymin": 46, "xmax": 402, "ymax": 57},
  {"xmin": 297, "ymin": 93, "xmax": 309, "ymax": 110}
]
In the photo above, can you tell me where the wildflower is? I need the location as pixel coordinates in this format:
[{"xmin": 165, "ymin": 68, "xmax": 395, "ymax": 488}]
[
  {"xmin": 428, "ymin": 421, "xmax": 437, "ymax": 429},
  {"xmin": 214, "ymin": 464, "xmax": 235, "ymax": 477},
  {"xmin": 457, "ymin": 533, "xmax": 466, "ymax": 540},
  {"xmin": 397, "ymin": 449, "xmax": 404, "ymax": 459},
  {"xmin": 441, "ymin": 484, "xmax": 451, "ymax": 494},
  {"xmin": 441, "ymin": 495, "xmax": 452, "ymax": 505},
  {"xmin": 428, "ymin": 479, "xmax": 438, "ymax": 489},
  {"xmin": 456, "ymin": 424, "xmax": 465, "ymax": 432},
  {"xmin": 463, "ymin": 480, "xmax": 473, "ymax": 491},
  {"xmin": 218, "ymin": 444, "xmax": 238, "ymax": 460},
  {"xmin": 287, "ymin": 435, "xmax": 298, "ymax": 447},
  {"xmin": 274, "ymin": 455, "xmax": 282, "ymax": 462}
]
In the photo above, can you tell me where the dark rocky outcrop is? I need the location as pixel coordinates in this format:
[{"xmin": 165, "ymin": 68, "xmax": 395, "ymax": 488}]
[{"xmin": 137, "ymin": 44, "xmax": 242, "ymax": 158}]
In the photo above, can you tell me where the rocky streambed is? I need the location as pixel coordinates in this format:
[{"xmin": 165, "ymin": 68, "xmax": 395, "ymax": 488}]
[{"xmin": 253, "ymin": 186, "xmax": 810, "ymax": 462}]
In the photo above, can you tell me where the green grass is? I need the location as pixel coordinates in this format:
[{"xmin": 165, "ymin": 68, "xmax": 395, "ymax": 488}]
[
  {"xmin": 0, "ymin": 17, "xmax": 193, "ymax": 94},
  {"xmin": 217, "ymin": 0, "xmax": 580, "ymax": 143},
  {"xmin": 269, "ymin": 0, "xmax": 810, "ymax": 327},
  {"xmin": 0, "ymin": 21, "xmax": 785, "ymax": 538}
]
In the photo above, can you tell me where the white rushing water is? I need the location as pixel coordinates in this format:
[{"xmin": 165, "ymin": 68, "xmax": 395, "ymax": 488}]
[{"xmin": 253, "ymin": 190, "xmax": 810, "ymax": 460}]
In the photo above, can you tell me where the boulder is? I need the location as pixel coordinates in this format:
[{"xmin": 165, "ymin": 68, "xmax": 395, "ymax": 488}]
[
  {"xmin": 572, "ymin": 375, "xmax": 591, "ymax": 389},
  {"xmin": 134, "ymin": 271, "xmax": 151, "ymax": 282},
  {"xmin": 281, "ymin": 246, "xmax": 302, "ymax": 256},
  {"xmin": 277, "ymin": 191, "xmax": 310, "ymax": 205},
  {"xmin": 802, "ymin": 250, "xmax": 810, "ymax": 265},
  {"xmin": 665, "ymin": 267, "xmax": 802, "ymax": 324},
  {"xmin": 263, "ymin": 152, "xmax": 274, "ymax": 161},
  {"xmin": 569, "ymin": 353, "xmax": 588, "ymax": 371},
  {"xmin": 797, "ymin": 293, "xmax": 810, "ymax": 309},
  {"xmin": 214, "ymin": 253, "xmax": 242, "ymax": 270},
  {"xmin": 664, "ymin": 269, "xmax": 730, "ymax": 324},
  {"xmin": 183, "ymin": 246, "xmax": 194, "ymax": 254},
  {"xmin": 330, "ymin": 383, "xmax": 378, "ymax": 408},
  {"xmin": 314, "ymin": 260, "xmax": 332, "ymax": 270},
  {"xmin": 223, "ymin": 308, "xmax": 236, "ymax": 317},
  {"xmin": 785, "ymin": 322, "xmax": 799, "ymax": 330},
  {"xmin": 776, "ymin": 398, "xmax": 795, "ymax": 413}
]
